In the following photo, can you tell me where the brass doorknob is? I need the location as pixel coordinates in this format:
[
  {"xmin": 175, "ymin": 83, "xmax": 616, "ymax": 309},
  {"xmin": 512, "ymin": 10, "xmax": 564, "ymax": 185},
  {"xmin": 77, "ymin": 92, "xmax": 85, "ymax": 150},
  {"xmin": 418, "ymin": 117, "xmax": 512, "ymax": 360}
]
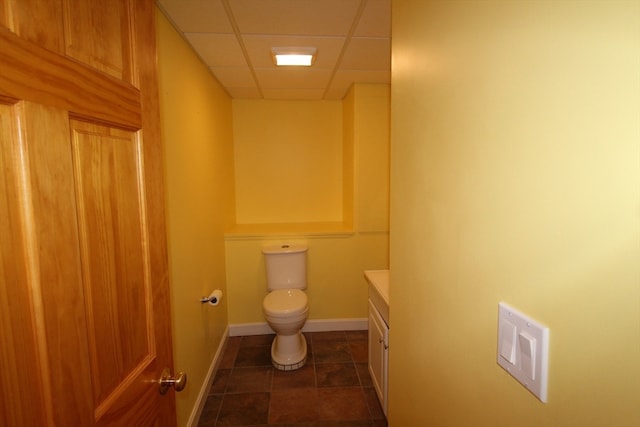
[{"xmin": 159, "ymin": 368, "xmax": 187, "ymax": 394}]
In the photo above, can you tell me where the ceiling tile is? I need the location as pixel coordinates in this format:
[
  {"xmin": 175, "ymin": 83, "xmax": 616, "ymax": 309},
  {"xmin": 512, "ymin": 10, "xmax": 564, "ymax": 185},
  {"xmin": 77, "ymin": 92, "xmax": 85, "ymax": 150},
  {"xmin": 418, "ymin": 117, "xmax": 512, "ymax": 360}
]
[
  {"xmin": 157, "ymin": 0, "xmax": 233, "ymax": 33},
  {"xmin": 185, "ymin": 33, "xmax": 247, "ymax": 67},
  {"xmin": 229, "ymin": 0, "xmax": 361, "ymax": 36},
  {"xmin": 340, "ymin": 37, "xmax": 391, "ymax": 70},
  {"xmin": 353, "ymin": 0, "xmax": 391, "ymax": 37},
  {"xmin": 210, "ymin": 67, "xmax": 256, "ymax": 88},
  {"xmin": 254, "ymin": 68, "xmax": 333, "ymax": 89}
]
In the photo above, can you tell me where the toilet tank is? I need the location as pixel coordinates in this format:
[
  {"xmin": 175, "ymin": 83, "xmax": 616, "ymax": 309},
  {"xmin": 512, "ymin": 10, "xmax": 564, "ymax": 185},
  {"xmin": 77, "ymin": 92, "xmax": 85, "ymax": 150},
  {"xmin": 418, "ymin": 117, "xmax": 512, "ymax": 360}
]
[{"xmin": 262, "ymin": 244, "xmax": 308, "ymax": 291}]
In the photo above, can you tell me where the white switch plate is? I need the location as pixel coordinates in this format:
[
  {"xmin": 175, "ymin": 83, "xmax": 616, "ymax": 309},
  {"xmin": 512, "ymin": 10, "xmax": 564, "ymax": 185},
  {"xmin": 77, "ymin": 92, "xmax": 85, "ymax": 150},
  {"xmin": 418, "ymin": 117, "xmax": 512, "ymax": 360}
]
[{"xmin": 497, "ymin": 302, "xmax": 549, "ymax": 402}]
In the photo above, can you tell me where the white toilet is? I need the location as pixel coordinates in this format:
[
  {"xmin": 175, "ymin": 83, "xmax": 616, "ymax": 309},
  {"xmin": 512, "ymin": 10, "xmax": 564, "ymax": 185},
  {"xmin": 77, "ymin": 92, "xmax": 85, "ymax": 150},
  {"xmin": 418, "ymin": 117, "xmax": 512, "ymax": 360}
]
[{"xmin": 262, "ymin": 243, "xmax": 309, "ymax": 371}]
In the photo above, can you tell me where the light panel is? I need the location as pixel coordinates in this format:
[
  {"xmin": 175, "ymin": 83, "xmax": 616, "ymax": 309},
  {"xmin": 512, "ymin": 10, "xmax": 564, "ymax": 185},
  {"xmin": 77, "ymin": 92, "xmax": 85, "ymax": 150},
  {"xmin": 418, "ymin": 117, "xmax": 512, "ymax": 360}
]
[{"xmin": 271, "ymin": 47, "xmax": 317, "ymax": 67}]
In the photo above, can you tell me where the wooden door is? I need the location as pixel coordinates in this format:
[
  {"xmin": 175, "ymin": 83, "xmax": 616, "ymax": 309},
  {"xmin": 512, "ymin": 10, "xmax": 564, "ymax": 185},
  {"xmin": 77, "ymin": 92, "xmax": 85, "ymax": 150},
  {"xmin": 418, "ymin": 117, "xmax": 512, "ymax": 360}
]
[{"xmin": 0, "ymin": 1, "xmax": 176, "ymax": 426}]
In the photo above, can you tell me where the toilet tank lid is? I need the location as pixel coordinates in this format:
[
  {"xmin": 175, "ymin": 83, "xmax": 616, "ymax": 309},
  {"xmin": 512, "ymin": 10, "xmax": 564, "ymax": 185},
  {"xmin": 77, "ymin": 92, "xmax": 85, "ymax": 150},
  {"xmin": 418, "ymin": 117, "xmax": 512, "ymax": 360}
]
[{"xmin": 262, "ymin": 243, "xmax": 308, "ymax": 254}]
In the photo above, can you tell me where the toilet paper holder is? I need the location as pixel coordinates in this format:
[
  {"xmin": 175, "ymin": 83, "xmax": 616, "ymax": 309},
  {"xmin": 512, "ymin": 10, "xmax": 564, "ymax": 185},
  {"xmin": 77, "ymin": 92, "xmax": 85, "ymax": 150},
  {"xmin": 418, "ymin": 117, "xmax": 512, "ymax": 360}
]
[{"xmin": 200, "ymin": 289, "xmax": 223, "ymax": 305}]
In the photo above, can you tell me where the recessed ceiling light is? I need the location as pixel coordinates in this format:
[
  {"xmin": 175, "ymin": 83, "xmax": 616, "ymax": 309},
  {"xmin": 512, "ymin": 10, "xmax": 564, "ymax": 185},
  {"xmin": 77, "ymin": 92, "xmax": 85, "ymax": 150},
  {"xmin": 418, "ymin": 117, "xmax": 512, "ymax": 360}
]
[{"xmin": 271, "ymin": 47, "xmax": 317, "ymax": 67}]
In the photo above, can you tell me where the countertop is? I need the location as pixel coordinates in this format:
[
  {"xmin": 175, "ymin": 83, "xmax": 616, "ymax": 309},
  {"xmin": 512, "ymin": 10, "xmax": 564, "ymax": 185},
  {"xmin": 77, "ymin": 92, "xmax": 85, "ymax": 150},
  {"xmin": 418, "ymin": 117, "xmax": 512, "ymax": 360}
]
[{"xmin": 364, "ymin": 269, "xmax": 389, "ymax": 326}]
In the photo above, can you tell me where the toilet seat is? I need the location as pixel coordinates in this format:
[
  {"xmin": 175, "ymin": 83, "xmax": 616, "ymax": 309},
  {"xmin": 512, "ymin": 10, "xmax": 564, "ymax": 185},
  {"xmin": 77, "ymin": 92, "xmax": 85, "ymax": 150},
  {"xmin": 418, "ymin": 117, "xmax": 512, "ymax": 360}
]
[{"xmin": 263, "ymin": 289, "xmax": 308, "ymax": 318}]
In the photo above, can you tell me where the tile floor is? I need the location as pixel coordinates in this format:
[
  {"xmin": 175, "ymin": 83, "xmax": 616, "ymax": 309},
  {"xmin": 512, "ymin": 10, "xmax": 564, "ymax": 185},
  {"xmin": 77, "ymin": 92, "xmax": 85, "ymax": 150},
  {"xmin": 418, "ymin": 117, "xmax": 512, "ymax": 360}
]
[{"xmin": 198, "ymin": 330, "xmax": 387, "ymax": 427}]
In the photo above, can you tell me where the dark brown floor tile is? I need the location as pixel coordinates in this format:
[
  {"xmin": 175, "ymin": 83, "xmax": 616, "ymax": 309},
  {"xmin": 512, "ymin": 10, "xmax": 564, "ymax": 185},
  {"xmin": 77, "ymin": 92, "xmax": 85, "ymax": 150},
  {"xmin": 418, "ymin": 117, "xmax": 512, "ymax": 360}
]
[
  {"xmin": 346, "ymin": 330, "xmax": 368, "ymax": 342},
  {"xmin": 271, "ymin": 424, "xmax": 324, "ymax": 427},
  {"xmin": 363, "ymin": 387, "xmax": 385, "ymax": 420},
  {"xmin": 219, "ymin": 337, "xmax": 242, "ymax": 369},
  {"xmin": 216, "ymin": 392, "xmax": 270, "ymax": 426},
  {"xmin": 272, "ymin": 363, "xmax": 316, "ymax": 389},
  {"xmin": 349, "ymin": 340, "xmax": 368, "ymax": 363},
  {"xmin": 268, "ymin": 388, "xmax": 319, "ymax": 424},
  {"xmin": 310, "ymin": 331, "xmax": 347, "ymax": 343},
  {"xmin": 210, "ymin": 369, "xmax": 231, "ymax": 394},
  {"xmin": 355, "ymin": 363, "xmax": 373, "ymax": 387},
  {"xmin": 223, "ymin": 425, "xmax": 268, "ymax": 427},
  {"xmin": 234, "ymin": 345, "xmax": 272, "ymax": 367},
  {"xmin": 267, "ymin": 424, "xmax": 315, "ymax": 427},
  {"xmin": 318, "ymin": 387, "xmax": 371, "ymax": 421},
  {"xmin": 316, "ymin": 363, "xmax": 360, "ymax": 388},
  {"xmin": 313, "ymin": 340, "xmax": 352, "ymax": 364},
  {"xmin": 199, "ymin": 334, "xmax": 387, "ymax": 427},
  {"xmin": 197, "ymin": 394, "xmax": 222, "ymax": 426},
  {"xmin": 319, "ymin": 422, "xmax": 375, "ymax": 427},
  {"xmin": 226, "ymin": 366, "xmax": 273, "ymax": 393},
  {"xmin": 304, "ymin": 333, "xmax": 314, "ymax": 362},
  {"xmin": 241, "ymin": 334, "xmax": 275, "ymax": 347},
  {"xmin": 286, "ymin": 422, "xmax": 374, "ymax": 427}
]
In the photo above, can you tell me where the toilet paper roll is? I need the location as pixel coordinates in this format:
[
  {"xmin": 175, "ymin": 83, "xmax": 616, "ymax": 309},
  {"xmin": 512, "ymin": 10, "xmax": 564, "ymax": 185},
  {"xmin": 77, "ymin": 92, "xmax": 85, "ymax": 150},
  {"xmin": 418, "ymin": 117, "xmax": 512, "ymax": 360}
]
[{"xmin": 206, "ymin": 289, "xmax": 223, "ymax": 306}]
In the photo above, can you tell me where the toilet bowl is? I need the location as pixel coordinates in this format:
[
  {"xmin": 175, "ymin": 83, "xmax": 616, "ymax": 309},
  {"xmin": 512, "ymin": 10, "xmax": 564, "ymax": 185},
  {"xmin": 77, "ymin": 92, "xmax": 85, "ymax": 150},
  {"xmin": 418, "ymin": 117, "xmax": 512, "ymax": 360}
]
[
  {"xmin": 262, "ymin": 244, "xmax": 309, "ymax": 371},
  {"xmin": 263, "ymin": 289, "xmax": 309, "ymax": 370}
]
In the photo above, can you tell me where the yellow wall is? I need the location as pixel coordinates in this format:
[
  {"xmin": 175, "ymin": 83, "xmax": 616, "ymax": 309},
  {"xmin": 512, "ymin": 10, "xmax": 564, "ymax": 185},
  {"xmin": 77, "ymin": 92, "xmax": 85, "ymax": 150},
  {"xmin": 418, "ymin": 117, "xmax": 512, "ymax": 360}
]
[
  {"xmin": 389, "ymin": 1, "xmax": 640, "ymax": 426},
  {"xmin": 342, "ymin": 89, "xmax": 355, "ymax": 227},
  {"xmin": 156, "ymin": 9, "xmax": 234, "ymax": 426},
  {"xmin": 233, "ymin": 100, "xmax": 343, "ymax": 224},
  {"xmin": 351, "ymin": 84, "xmax": 390, "ymax": 232},
  {"xmin": 226, "ymin": 85, "xmax": 390, "ymax": 324}
]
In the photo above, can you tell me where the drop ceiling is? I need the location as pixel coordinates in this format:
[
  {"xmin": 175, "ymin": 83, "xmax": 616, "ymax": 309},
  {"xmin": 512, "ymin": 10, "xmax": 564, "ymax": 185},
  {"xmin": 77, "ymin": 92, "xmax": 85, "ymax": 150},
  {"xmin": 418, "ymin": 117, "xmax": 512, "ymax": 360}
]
[{"xmin": 156, "ymin": 0, "xmax": 391, "ymax": 100}]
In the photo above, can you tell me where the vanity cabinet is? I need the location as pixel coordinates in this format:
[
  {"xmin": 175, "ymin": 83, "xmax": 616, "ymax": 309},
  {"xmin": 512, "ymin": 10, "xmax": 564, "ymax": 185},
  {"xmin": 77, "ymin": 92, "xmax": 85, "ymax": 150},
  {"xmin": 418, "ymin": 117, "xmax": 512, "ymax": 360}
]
[
  {"xmin": 368, "ymin": 299, "xmax": 389, "ymax": 416},
  {"xmin": 365, "ymin": 269, "xmax": 389, "ymax": 416}
]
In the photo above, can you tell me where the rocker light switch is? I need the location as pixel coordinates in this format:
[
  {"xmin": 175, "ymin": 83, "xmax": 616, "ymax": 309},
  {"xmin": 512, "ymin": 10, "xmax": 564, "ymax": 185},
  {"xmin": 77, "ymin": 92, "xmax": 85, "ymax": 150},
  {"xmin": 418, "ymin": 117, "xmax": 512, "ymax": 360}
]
[
  {"xmin": 519, "ymin": 331, "xmax": 536, "ymax": 380},
  {"xmin": 497, "ymin": 302, "xmax": 549, "ymax": 402},
  {"xmin": 499, "ymin": 320, "xmax": 517, "ymax": 364}
]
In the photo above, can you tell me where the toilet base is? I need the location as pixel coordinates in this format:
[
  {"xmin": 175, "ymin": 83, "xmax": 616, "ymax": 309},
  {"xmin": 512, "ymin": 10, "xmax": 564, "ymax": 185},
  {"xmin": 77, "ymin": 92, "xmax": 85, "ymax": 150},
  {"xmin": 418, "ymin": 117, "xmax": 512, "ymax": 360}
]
[{"xmin": 271, "ymin": 332, "xmax": 307, "ymax": 371}]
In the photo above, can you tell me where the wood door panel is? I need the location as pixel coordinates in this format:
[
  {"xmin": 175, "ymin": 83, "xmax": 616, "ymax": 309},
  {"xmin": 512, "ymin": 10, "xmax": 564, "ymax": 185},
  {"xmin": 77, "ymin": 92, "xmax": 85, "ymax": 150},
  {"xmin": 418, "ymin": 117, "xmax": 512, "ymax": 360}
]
[
  {"xmin": 63, "ymin": 0, "xmax": 133, "ymax": 83},
  {"xmin": 0, "ymin": 0, "xmax": 65, "ymax": 53},
  {"xmin": 0, "ymin": 28, "xmax": 140, "ymax": 129},
  {"xmin": 19, "ymin": 101, "xmax": 94, "ymax": 426},
  {"xmin": 71, "ymin": 120, "xmax": 152, "ymax": 406},
  {"xmin": 95, "ymin": 358, "xmax": 159, "ymax": 427},
  {"xmin": 0, "ymin": 3, "xmax": 7, "ymax": 30},
  {"xmin": 0, "ymin": 102, "xmax": 49, "ymax": 427}
]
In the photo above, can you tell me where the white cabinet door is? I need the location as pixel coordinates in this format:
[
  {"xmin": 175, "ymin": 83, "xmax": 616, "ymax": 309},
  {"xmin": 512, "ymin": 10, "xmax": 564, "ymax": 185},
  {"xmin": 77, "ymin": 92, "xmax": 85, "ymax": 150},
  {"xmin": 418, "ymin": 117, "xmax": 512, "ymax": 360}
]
[{"xmin": 368, "ymin": 300, "xmax": 389, "ymax": 415}]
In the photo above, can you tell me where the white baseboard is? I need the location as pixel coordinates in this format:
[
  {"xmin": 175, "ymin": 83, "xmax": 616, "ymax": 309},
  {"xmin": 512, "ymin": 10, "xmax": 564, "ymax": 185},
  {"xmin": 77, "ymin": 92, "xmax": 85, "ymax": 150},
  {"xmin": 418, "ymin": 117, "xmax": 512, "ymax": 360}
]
[
  {"xmin": 229, "ymin": 318, "xmax": 368, "ymax": 337},
  {"xmin": 186, "ymin": 326, "xmax": 229, "ymax": 427}
]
